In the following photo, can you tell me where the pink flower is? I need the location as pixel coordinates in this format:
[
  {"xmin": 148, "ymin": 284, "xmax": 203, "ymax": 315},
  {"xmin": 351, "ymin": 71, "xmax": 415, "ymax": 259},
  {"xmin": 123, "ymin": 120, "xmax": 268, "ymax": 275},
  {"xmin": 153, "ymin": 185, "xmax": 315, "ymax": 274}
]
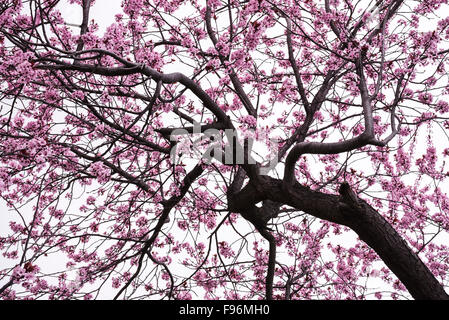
[{"xmin": 418, "ymin": 92, "xmax": 433, "ymax": 104}]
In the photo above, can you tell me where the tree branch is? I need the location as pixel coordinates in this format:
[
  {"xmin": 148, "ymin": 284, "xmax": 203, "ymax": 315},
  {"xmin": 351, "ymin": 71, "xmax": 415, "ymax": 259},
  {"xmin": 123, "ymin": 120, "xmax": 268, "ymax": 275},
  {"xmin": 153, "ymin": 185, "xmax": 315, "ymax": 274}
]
[{"xmin": 230, "ymin": 176, "xmax": 449, "ymax": 300}]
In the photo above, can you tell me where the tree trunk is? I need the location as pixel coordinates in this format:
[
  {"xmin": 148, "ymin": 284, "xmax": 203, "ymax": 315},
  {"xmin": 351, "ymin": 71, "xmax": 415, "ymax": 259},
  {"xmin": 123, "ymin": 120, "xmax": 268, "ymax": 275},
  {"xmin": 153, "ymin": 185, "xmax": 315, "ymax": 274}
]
[{"xmin": 229, "ymin": 176, "xmax": 449, "ymax": 300}]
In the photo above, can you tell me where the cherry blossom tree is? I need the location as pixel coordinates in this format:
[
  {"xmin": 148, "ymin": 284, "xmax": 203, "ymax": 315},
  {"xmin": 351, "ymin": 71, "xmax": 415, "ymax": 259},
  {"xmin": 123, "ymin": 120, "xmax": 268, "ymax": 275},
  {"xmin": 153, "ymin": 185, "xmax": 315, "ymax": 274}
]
[{"xmin": 1, "ymin": 0, "xmax": 449, "ymax": 300}]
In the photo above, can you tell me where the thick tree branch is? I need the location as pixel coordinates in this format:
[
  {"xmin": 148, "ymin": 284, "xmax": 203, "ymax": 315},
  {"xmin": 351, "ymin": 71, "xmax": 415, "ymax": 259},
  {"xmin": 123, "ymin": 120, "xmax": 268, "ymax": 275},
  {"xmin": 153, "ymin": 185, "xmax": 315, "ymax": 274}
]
[
  {"xmin": 36, "ymin": 60, "xmax": 232, "ymax": 126},
  {"xmin": 285, "ymin": 17, "xmax": 311, "ymax": 113},
  {"xmin": 229, "ymin": 176, "xmax": 449, "ymax": 300},
  {"xmin": 75, "ymin": 0, "xmax": 92, "ymax": 54}
]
